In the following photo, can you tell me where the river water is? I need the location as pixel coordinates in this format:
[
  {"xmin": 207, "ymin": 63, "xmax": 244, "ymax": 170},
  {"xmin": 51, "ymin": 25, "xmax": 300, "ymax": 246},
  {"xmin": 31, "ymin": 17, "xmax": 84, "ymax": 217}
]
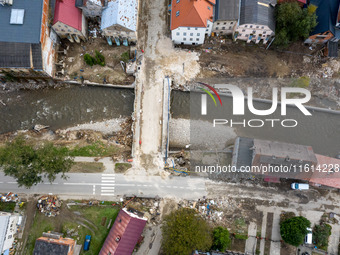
[
  {"xmin": 0, "ymin": 86, "xmax": 339, "ymax": 157},
  {"xmin": 0, "ymin": 86, "xmax": 134, "ymax": 134}
]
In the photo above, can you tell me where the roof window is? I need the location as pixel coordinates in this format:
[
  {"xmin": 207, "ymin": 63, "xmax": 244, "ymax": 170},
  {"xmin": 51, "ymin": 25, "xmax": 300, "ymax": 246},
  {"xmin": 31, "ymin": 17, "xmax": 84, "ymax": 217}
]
[{"xmin": 10, "ymin": 9, "xmax": 25, "ymax": 24}]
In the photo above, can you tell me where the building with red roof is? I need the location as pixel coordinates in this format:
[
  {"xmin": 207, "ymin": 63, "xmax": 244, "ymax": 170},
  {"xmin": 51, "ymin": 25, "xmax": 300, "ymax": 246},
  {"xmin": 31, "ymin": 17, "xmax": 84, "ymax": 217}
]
[
  {"xmin": 99, "ymin": 208, "xmax": 147, "ymax": 255},
  {"xmin": 170, "ymin": 0, "xmax": 215, "ymax": 45},
  {"xmin": 52, "ymin": 0, "xmax": 87, "ymax": 43}
]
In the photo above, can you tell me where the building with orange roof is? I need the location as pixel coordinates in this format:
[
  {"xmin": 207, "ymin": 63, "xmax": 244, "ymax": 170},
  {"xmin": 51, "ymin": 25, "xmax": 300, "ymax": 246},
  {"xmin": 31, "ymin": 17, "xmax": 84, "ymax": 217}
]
[
  {"xmin": 309, "ymin": 154, "xmax": 340, "ymax": 189},
  {"xmin": 170, "ymin": 0, "xmax": 216, "ymax": 45},
  {"xmin": 33, "ymin": 232, "xmax": 80, "ymax": 255}
]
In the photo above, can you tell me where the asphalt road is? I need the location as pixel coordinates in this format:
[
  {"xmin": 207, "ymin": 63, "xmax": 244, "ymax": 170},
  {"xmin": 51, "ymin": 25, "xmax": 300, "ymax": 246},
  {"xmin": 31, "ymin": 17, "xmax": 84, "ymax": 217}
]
[{"xmin": 0, "ymin": 172, "xmax": 206, "ymax": 200}]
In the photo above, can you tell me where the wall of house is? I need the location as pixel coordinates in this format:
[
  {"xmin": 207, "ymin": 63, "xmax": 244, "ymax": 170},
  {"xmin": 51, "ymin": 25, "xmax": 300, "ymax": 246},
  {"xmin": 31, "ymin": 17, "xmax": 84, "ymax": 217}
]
[
  {"xmin": 102, "ymin": 25, "xmax": 137, "ymax": 42},
  {"xmin": 235, "ymin": 24, "xmax": 274, "ymax": 44},
  {"xmin": 52, "ymin": 21, "xmax": 86, "ymax": 41},
  {"xmin": 171, "ymin": 26, "xmax": 209, "ymax": 45},
  {"xmin": 212, "ymin": 20, "xmax": 237, "ymax": 35}
]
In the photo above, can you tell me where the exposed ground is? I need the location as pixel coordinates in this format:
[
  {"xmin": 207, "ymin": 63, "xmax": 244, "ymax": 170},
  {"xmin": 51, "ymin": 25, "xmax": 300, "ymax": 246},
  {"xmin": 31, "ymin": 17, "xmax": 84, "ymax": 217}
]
[
  {"xmin": 58, "ymin": 38, "xmax": 134, "ymax": 85},
  {"xmin": 70, "ymin": 162, "xmax": 104, "ymax": 173}
]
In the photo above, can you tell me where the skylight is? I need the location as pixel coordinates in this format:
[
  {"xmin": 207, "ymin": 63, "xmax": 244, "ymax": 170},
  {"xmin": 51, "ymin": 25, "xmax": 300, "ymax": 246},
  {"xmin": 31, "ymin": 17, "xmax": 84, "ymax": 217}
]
[{"xmin": 10, "ymin": 9, "xmax": 25, "ymax": 24}]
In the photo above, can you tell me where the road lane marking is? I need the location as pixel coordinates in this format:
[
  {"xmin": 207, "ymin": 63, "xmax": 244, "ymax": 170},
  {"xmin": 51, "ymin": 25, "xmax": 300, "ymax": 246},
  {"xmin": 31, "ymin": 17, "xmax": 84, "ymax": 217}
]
[
  {"xmin": 101, "ymin": 188, "xmax": 115, "ymax": 190},
  {"xmin": 64, "ymin": 183, "xmax": 115, "ymax": 186},
  {"xmin": 102, "ymin": 174, "xmax": 115, "ymax": 176},
  {"xmin": 101, "ymin": 177, "xmax": 115, "ymax": 179},
  {"xmin": 93, "ymin": 185, "xmax": 96, "ymax": 195},
  {"xmin": 101, "ymin": 193, "xmax": 115, "ymax": 196},
  {"xmin": 7, "ymin": 182, "xmax": 17, "ymax": 184},
  {"xmin": 101, "ymin": 180, "xmax": 115, "ymax": 183}
]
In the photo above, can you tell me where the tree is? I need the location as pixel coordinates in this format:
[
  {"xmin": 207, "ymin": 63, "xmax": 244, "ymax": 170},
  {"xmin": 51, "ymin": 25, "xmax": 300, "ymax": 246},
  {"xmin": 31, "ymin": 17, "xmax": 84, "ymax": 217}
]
[
  {"xmin": 95, "ymin": 50, "xmax": 105, "ymax": 66},
  {"xmin": 162, "ymin": 208, "xmax": 212, "ymax": 255},
  {"xmin": 212, "ymin": 227, "xmax": 231, "ymax": 251},
  {"xmin": 0, "ymin": 137, "xmax": 74, "ymax": 188},
  {"xmin": 84, "ymin": 53, "xmax": 96, "ymax": 66},
  {"xmin": 275, "ymin": 2, "xmax": 317, "ymax": 46},
  {"xmin": 280, "ymin": 216, "xmax": 311, "ymax": 246},
  {"xmin": 313, "ymin": 223, "xmax": 332, "ymax": 250}
]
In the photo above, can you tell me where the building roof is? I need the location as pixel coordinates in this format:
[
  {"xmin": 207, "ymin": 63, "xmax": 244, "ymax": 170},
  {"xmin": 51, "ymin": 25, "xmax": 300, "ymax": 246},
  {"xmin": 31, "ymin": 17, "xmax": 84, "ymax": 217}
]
[
  {"xmin": 53, "ymin": 0, "xmax": 83, "ymax": 31},
  {"xmin": 0, "ymin": 213, "xmax": 10, "ymax": 253},
  {"xmin": 99, "ymin": 208, "xmax": 147, "ymax": 255},
  {"xmin": 253, "ymin": 139, "xmax": 317, "ymax": 162},
  {"xmin": 309, "ymin": 0, "xmax": 340, "ymax": 35},
  {"xmin": 0, "ymin": 0, "xmax": 43, "ymax": 44},
  {"xmin": 171, "ymin": 0, "xmax": 215, "ymax": 30},
  {"xmin": 33, "ymin": 236, "xmax": 75, "ymax": 255},
  {"xmin": 101, "ymin": 0, "xmax": 138, "ymax": 31},
  {"xmin": 0, "ymin": 42, "xmax": 43, "ymax": 69},
  {"xmin": 232, "ymin": 137, "xmax": 254, "ymax": 169},
  {"xmin": 214, "ymin": 0, "xmax": 239, "ymax": 21},
  {"xmin": 239, "ymin": 0, "xmax": 276, "ymax": 31},
  {"xmin": 309, "ymin": 154, "xmax": 340, "ymax": 189}
]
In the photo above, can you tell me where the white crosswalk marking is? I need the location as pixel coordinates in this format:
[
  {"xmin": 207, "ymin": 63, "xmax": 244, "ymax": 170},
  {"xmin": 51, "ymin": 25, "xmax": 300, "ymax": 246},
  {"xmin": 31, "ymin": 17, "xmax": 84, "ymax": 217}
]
[{"xmin": 101, "ymin": 174, "xmax": 115, "ymax": 197}]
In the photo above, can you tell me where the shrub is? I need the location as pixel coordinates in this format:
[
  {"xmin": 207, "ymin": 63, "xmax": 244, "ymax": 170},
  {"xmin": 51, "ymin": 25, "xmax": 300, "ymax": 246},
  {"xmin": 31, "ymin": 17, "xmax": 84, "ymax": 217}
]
[
  {"xmin": 95, "ymin": 50, "xmax": 105, "ymax": 66},
  {"xmin": 84, "ymin": 53, "xmax": 96, "ymax": 66},
  {"xmin": 212, "ymin": 227, "xmax": 231, "ymax": 251},
  {"xmin": 313, "ymin": 224, "xmax": 332, "ymax": 251},
  {"xmin": 120, "ymin": 51, "xmax": 130, "ymax": 63}
]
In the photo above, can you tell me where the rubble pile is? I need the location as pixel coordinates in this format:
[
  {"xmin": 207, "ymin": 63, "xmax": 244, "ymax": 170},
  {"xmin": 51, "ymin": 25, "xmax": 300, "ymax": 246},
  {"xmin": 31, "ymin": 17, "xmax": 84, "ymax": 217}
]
[
  {"xmin": 126, "ymin": 197, "xmax": 162, "ymax": 224},
  {"xmin": 112, "ymin": 117, "xmax": 133, "ymax": 147},
  {"xmin": 37, "ymin": 195, "xmax": 61, "ymax": 217},
  {"xmin": 0, "ymin": 192, "xmax": 19, "ymax": 202}
]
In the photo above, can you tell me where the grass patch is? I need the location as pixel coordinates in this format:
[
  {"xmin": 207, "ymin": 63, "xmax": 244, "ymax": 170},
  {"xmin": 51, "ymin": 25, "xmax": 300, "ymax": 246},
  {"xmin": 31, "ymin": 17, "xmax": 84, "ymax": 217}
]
[
  {"xmin": 65, "ymin": 142, "xmax": 120, "ymax": 157},
  {"xmin": 69, "ymin": 205, "xmax": 119, "ymax": 254},
  {"xmin": 25, "ymin": 205, "xmax": 119, "ymax": 255},
  {"xmin": 120, "ymin": 51, "xmax": 130, "ymax": 63},
  {"xmin": 234, "ymin": 233, "xmax": 248, "ymax": 240},
  {"xmin": 115, "ymin": 163, "xmax": 132, "ymax": 173},
  {"xmin": 290, "ymin": 76, "xmax": 310, "ymax": 88},
  {"xmin": 70, "ymin": 162, "xmax": 105, "ymax": 173},
  {"xmin": 25, "ymin": 213, "xmax": 54, "ymax": 255},
  {"xmin": 0, "ymin": 201, "xmax": 16, "ymax": 212}
]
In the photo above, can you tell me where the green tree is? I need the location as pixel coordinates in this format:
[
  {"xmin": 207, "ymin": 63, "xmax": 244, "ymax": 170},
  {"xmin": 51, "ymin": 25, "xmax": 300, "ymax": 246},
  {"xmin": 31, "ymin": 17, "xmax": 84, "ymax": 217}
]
[
  {"xmin": 275, "ymin": 2, "xmax": 317, "ymax": 46},
  {"xmin": 280, "ymin": 216, "xmax": 311, "ymax": 246},
  {"xmin": 84, "ymin": 53, "xmax": 96, "ymax": 66},
  {"xmin": 162, "ymin": 208, "xmax": 212, "ymax": 255},
  {"xmin": 313, "ymin": 223, "xmax": 332, "ymax": 250},
  {"xmin": 95, "ymin": 50, "xmax": 105, "ymax": 66},
  {"xmin": 0, "ymin": 137, "xmax": 74, "ymax": 188},
  {"xmin": 212, "ymin": 227, "xmax": 231, "ymax": 251}
]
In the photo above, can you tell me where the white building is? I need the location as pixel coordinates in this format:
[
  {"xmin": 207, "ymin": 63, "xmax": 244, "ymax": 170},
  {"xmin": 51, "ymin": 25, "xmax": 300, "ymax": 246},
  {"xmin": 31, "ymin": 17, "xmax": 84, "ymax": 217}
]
[
  {"xmin": 101, "ymin": 0, "xmax": 138, "ymax": 45},
  {"xmin": 170, "ymin": 0, "xmax": 215, "ymax": 45},
  {"xmin": 235, "ymin": 0, "xmax": 276, "ymax": 44},
  {"xmin": 0, "ymin": 212, "xmax": 20, "ymax": 254},
  {"xmin": 212, "ymin": 0, "xmax": 239, "ymax": 35}
]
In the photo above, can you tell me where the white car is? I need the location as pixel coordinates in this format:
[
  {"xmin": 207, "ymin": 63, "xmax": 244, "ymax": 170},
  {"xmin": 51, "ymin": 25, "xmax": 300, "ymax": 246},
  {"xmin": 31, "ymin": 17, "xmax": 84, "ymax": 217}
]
[
  {"xmin": 291, "ymin": 183, "xmax": 309, "ymax": 190},
  {"xmin": 305, "ymin": 227, "xmax": 312, "ymax": 244}
]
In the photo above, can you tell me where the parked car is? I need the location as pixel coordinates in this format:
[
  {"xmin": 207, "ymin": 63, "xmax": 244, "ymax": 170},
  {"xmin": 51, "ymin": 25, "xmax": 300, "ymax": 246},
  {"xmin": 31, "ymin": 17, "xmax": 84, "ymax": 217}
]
[
  {"xmin": 305, "ymin": 228, "xmax": 312, "ymax": 244},
  {"xmin": 291, "ymin": 183, "xmax": 309, "ymax": 190},
  {"xmin": 84, "ymin": 235, "xmax": 91, "ymax": 251}
]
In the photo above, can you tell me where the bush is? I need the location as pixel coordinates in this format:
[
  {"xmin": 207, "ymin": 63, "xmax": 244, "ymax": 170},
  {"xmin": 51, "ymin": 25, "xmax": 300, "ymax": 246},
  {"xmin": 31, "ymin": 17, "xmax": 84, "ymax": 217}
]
[
  {"xmin": 120, "ymin": 51, "xmax": 130, "ymax": 63},
  {"xmin": 84, "ymin": 53, "xmax": 96, "ymax": 66},
  {"xmin": 280, "ymin": 216, "xmax": 311, "ymax": 247},
  {"xmin": 95, "ymin": 50, "xmax": 105, "ymax": 66},
  {"xmin": 162, "ymin": 208, "xmax": 212, "ymax": 255},
  {"xmin": 313, "ymin": 224, "xmax": 332, "ymax": 250},
  {"xmin": 212, "ymin": 227, "xmax": 231, "ymax": 251}
]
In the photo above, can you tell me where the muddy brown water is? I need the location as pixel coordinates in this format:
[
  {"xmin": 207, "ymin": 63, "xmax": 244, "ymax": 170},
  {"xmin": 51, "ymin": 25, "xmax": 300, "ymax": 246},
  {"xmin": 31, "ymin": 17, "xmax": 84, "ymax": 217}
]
[
  {"xmin": 0, "ymin": 85, "xmax": 134, "ymax": 134},
  {"xmin": 0, "ymin": 87, "xmax": 339, "ymax": 157},
  {"xmin": 171, "ymin": 90, "xmax": 340, "ymax": 157}
]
